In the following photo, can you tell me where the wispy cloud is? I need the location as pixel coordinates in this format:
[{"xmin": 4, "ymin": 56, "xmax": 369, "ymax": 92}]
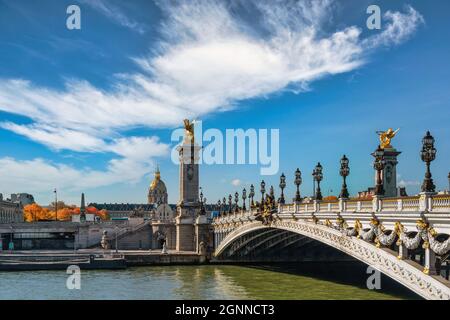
[
  {"xmin": 231, "ymin": 179, "xmax": 242, "ymax": 187},
  {"xmin": 80, "ymin": 0, "xmax": 147, "ymax": 34},
  {"xmin": 0, "ymin": 0, "xmax": 424, "ymax": 197}
]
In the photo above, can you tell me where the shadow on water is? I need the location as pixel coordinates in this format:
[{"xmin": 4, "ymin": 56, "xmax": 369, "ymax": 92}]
[{"xmin": 239, "ymin": 261, "xmax": 420, "ymax": 300}]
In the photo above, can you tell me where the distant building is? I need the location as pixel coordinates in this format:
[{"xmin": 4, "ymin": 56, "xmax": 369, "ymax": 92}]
[
  {"xmin": 89, "ymin": 167, "xmax": 173, "ymax": 220},
  {"xmin": 0, "ymin": 194, "xmax": 23, "ymax": 223},
  {"xmin": 10, "ymin": 193, "xmax": 35, "ymax": 206},
  {"xmin": 357, "ymin": 186, "xmax": 407, "ymax": 199}
]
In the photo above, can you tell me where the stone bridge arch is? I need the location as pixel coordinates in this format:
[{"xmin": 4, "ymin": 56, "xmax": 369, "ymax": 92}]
[{"xmin": 214, "ymin": 220, "xmax": 450, "ymax": 300}]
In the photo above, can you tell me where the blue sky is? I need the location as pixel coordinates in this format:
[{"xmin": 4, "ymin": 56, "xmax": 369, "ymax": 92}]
[{"xmin": 0, "ymin": 0, "xmax": 449, "ymax": 205}]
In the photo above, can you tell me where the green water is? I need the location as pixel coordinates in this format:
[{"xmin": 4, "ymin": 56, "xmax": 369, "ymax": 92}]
[{"xmin": 0, "ymin": 264, "xmax": 417, "ymax": 300}]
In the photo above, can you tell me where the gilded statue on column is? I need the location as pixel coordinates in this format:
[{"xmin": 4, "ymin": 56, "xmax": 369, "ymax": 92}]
[
  {"xmin": 183, "ymin": 119, "xmax": 195, "ymax": 144},
  {"xmin": 376, "ymin": 128, "xmax": 399, "ymax": 149}
]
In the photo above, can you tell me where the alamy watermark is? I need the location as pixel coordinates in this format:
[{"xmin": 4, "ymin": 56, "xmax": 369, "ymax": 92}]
[
  {"xmin": 171, "ymin": 121, "xmax": 279, "ymax": 175},
  {"xmin": 366, "ymin": 265, "xmax": 381, "ymax": 290},
  {"xmin": 66, "ymin": 265, "xmax": 81, "ymax": 290}
]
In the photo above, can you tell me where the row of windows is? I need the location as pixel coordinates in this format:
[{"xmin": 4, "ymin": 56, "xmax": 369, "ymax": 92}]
[{"xmin": 0, "ymin": 208, "xmax": 23, "ymax": 223}]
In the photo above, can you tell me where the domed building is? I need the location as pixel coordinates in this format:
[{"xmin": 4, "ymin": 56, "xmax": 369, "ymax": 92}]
[{"xmin": 148, "ymin": 166, "xmax": 168, "ymax": 205}]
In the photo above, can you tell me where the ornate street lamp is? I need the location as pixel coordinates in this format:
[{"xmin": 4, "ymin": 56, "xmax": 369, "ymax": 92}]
[
  {"xmin": 223, "ymin": 197, "xmax": 227, "ymax": 215},
  {"xmin": 421, "ymin": 131, "xmax": 437, "ymax": 193},
  {"xmin": 339, "ymin": 155, "xmax": 350, "ymax": 199},
  {"xmin": 448, "ymin": 172, "xmax": 450, "ymax": 193},
  {"xmin": 201, "ymin": 197, "xmax": 207, "ymax": 215},
  {"xmin": 234, "ymin": 192, "xmax": 239, "ymax": 213},
  {"xmin": 242, "ymin": 188, "xmax": 247, "ymax": 211},
  {"xmin": 294, "ymin": 168, "xmax": 302, "ymax": 203},
  {"xmin": 249, "ymin": 184, "xmax": 255, "ymax": 207},
  {"xmin": 279, "ymin": 173, "xmax": 286, "ymax": 204},
  {"xmin": 313, "ymin": 163, "xmax": 323, "ymax": 200},
  {"xmin": 260, "ymin": 180, "xmax": 266, "ymax": 204},
  {"xmin": 217, "ymin": 199, "xmax": 222, "ymax": 216},
  {"xmin": 228, "ymin": 194, "xmax": 232, "ymax": 213},
  {"xmin": 373, "ymin": 147, "xmax": 385, "ymax": 196}
]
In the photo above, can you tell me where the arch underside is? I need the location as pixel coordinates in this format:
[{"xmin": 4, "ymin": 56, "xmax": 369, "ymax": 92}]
[{"xmin": 214, "ymin": 221, "xmax": 450, "ymax": 300}]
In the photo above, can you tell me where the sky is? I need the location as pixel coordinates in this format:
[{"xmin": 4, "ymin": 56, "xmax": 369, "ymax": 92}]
[{"xmin": 0, "ymin": 0, "xmax": 449, "ymax": 206}]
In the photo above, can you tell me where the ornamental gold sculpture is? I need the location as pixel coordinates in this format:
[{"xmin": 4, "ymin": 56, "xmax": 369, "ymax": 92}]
[
  {"xmin": 183, "ymin": 119, "xmax": 195, "ymax": 144},
  {"xmin": 376, "ymin": 128, "xmax": 400, "ymax": 149}
]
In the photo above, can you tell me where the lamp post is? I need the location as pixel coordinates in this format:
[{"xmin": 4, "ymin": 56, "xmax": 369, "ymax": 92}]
[
  {"xmin": 115, "ymin": 225, "xmax": 119, "ymax": 253},
  {"xmin": 421, "ymin": 131, "xmax": 437, "ymax": 193},
  {"xmin": 260, "ymin": 180, "xmax": 266, "ymax": 205},
  {"xmin": 242, "ymin": 188, "xmax": 247, "ymax": 211},
  {"xmin": 279, "ymin": 173, "xmax": 286, "ymax": 204},
  {"xmin": 294, "ymin": 168, "xmax": 302, "ymax": 203},
  {"xmin": 339, "ymin": 155, "xmax": 350, "ymax": 199},
  {"xmin": 448, "ymin": 172, "xmax": 450, "ymax": 193},
  {"xmin": 228, "ymin": 194, "xmax": 232, "ymax": 213},
  {"xmin": 373, "ymin": 147, "xmax": 385, "ymax": 196},
  {"xmin": 313, "ymin": 163, "xmax": 323, "ymax": 200},
  {"xmin": 54, "ymin": 188, "xmax": 58, "ymax": 221},
  {"xmin": 269, "ymin": 186, "xmax": 275, "ymax": 203},
  {"xmin": 234, "ymin": 192, "xmax": 239, "ymax": 213},
  {"xmin": 217, "ymin": 200, "xmax": 221, "ymax": 216},
  {"xmin": 249, "ymin": 184, "xmax": 255, "ymax": 208}
]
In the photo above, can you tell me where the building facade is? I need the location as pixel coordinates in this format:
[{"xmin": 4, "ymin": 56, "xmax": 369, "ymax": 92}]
[{"xmin": 0, "ymin": 195, "xmax": 23, "ymax": 223}]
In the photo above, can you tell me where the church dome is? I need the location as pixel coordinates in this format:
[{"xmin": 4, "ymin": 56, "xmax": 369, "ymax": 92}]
[{"xmin": 148, "ymin": 166, "xmax": 168, "ymax": 205}]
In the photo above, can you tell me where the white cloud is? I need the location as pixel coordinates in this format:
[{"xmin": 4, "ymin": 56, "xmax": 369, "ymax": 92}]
[
  {"xmin": 231, "ymin": 179, "xmax": 241, "ymax": 187},
  {"xmin": 398, "ymin": 179, "xmax": 421, "ymax": 187},
  {"xmin": 0, "ymin": 136, "xmax": 169, "ymax": 196},
  {"xmin": 363, "ymin": 5, "xmax": 424, "ymax": 49},
  {"xmin": 0, "ymin": 0, "xmax": 424, "ymax": 199}
]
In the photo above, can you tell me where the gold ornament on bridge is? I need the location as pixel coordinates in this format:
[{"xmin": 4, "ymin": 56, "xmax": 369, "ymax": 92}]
[{"xmin": 376, "ymin": 128, "xmax": 400, "ymax": 149}]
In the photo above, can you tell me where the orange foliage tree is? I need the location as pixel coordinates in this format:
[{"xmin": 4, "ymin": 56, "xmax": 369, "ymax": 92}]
[
  {"xmin": 323, "ymin": 195, "xmax": 338, "ymax": 202},
  {"xmin": 24, "ymin": 203, "xmax": 109, "ymax": 222}
]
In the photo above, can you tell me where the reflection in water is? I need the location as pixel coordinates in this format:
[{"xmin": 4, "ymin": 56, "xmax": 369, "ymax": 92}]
[{"xmin": 0, "ymin": 263, "xmax": 418, "ymax": 300}]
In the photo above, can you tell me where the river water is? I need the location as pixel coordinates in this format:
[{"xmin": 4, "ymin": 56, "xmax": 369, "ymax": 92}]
[{"xmin": 0, "ymin": 263, "xmax": 418, "ymax": 300}]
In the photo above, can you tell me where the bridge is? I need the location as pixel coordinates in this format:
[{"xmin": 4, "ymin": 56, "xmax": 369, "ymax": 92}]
[{"xmin": 212, "ymin": 194, "xmax": 450, "ymax": 300}]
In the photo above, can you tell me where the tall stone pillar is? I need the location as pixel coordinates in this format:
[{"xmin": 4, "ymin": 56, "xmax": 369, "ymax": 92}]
[
  {"xmin": 176, "ymin": 120, "xmax": 201, "ymax": 252},
  {"xmin": 372, "ymin": 147, "xmax": 401, "ymax": 198},
  {"xmin": 381, "ymin": 148, "xmax": 401, "ymax": 197}
]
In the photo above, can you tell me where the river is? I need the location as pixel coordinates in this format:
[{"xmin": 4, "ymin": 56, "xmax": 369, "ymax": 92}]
[{"xmin": 0, "ymin": 263, "xmax": 418, "ymax": 300}]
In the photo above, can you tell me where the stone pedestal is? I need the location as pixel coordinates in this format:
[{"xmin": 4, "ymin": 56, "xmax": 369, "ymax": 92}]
[
  {"xmin": 372, "ymin": 195, "xmax": 382, "ymax": 212},
  {"xmin": 176, "ymin": 215, "xmax": 195, "ymax": 252},
  {"xmin": 195, "ymin": 214, "xmax": 210, "ymax": 254},
  {"xmin": 419, "ymin": 192, "xmax": 436, "ymax": 211},
  {"xmin": 339, "ymin": 198, "xmax": 347, "ymax": 212}
]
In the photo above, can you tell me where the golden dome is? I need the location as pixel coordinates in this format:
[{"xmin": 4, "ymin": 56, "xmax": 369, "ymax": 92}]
[{"xmin": 150, "ymin": 168, "xmax": 161, "ymax": 191}]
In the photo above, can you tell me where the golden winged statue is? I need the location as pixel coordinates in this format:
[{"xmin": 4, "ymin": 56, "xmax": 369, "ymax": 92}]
[
  {"xmin": 376, "ymin": 128, "xmax": 399, "ymax": 149},
  {"xmin": 183, "ymin": 119, "xmax": 195, "ymax": 144}
]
